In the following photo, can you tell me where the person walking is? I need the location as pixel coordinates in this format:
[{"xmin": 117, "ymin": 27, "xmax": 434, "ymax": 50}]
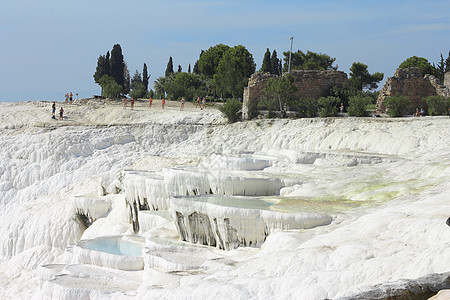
[
  {"xmin": 162, "ymin": 98, "xmax": 165, "ymax": 109},
  {"xmin": 180, "ymin": 97, "xmax": 185, "ymax": 111},
  {"xmin": 52, "ymin": 102, "xmax": 56, "ymax": 119},
  {"xmin": 149, "ymin": 97, "xmax": 153, "ymax": 108},
  {"xmin": 130, "ymin": 97, "xmax": 135, "ymax": 110},
  {"xmin": 202, "ymin": 96, "xmax": 206, "ymax": 110},
  {"xmin": 59, "ymin": 107, "xmax": 64, "ymax": 120}
]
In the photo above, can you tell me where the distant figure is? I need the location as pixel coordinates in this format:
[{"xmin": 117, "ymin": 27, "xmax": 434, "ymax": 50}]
[
  {"xmin": 414, "ymin": 108, "xmax": 419, "ymax": 117},
  {"xmin": 196, "ymin": 96, "xmax": 200, "ymax": 108},
  {"xmin": 149, "ymin": 97, "xmax": 153, "ymax": 108},
  {"xmin": 180, "ymin": 97, "xmax": 185, "ymax": 111},
  {"xmin": 162, "ymin": 98, "xmax": 165, "ymax": 109},
  {"xmin": 340, "ymin": 103, "xmax": 344, "ymax": 113},
  {"xmin": 52, "ymin": 102, "xmax": 56, "ymax": 119},
  {"xmin": 65, "ymin": 93, "xmax": 68, "ymax": 103},
  {"xmin": 419, "ymin": 108, "xmax": 424, "ymax": 117},
  {"xmin": 59, "ymin": 107, "xmax": 64, "ymax": 120},
  {"xmin": 123, "ymin": 98, "xmax": 127, "ymax": 109},
  {"xmin": 131, "ymin": 97, "xmax": 135, "ymax": 110},
  {"xmin": 202, "ymin": 96, "xmax": 206, "ymax": 110},
  {"xmin": 69, "ymin": 92, "xmax": 73, "ymax": 103}
]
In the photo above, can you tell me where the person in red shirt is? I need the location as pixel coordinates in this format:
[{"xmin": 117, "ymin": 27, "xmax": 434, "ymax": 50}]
[{"xmin": 162, "ymin": 98, "xmax": 165, "ymax": 109}]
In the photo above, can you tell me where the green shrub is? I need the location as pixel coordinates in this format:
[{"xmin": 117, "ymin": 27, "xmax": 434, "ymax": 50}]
[
  {"xmin": 384, "ymin": 95, "xmax": 410, "ymax": 117},
  {"xmin": 292, "ymin": 98, "xmax": 318, "ymax": 118},
  {"xmin": 247, "ymin": 99, "xmax": 260, "ymax": 119},
  {"xmin": 424, "ymin": 95, "xmax": 450, "ymax": 116},
  {"xmin": 318, "ymin": 96, "xmax": 339, "ymax": 117},
  {"xmin": 219, "ymin": 98, "xmax": 242, "ymax": 123},
  {"xmin": 347, "ymin": 96, "xmax": 372, "ymax": 117}
]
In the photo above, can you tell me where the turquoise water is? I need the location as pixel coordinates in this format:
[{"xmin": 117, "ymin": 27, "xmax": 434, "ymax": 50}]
[{"xmin": 81, "ymin": 237, "xmax": 143, "ymax": 257}]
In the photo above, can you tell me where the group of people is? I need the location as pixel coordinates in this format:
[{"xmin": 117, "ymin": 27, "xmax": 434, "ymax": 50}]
[
  {"xmin": 414, "ymin": 108, "xmax": 425, "ymax": 117},
  {"xmin": 64, "ymin": 92, "xmax": 75, "ymax": 103},
  {"xmin": 122, "ymin": 96, "xmax": 207, "ymax": 111},
  {"xmin": 51, "ymin": 102, "xmax": 64, "ymax": 120}
]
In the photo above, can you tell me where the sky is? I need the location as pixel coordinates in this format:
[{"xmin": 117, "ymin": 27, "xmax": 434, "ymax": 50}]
[{"xmin": 1, "ymin": 0, "xmax": 449, "ymax": 102}]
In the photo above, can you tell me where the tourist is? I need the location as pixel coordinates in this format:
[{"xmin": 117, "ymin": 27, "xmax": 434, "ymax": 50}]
[
  {"xmin": 59, "ymin": 107, "xmax": 64, "ymax": 120},
  {"xmin": 340, "ymin": 103, "xmax": 344, "ymax": 113},
  {"xmin": 180, "ymin": 97, "xmax": 185, "ymax": 111},
  {"xmin": 149, "ymin": 97, "xmax": 152, "ymax": 108},
  {"xmin": 414, "ymin": 108, "xmax": 419, "ymax": 117},
  {"xmin": 69, "ymin": 92, "xmax": 73, "ymax": 103},
  {"xmin": 162, "ymin": 98, "xmax": 165, "ymax": 109},
  {"xmin": 123, "ymin": 97, "xmax": 127, "ymax": 109},
  {"xmin": 419, "ymin": 108, "xmax": 424, "ymax": 117},
  {"xmin": 201, "ymin": 96, "xmax": 206, "ymax": 110},
  {"xmin": 131, "ymin": 97, "xmax": 135, "ymax": 110},
  {"xmin": 196, "ymin": 96, "xmax": 200, "ymax": 108},
  {"xmin": 51, "ymin": 102, "xmax": 56, "ymax": 119},
  {"xmin": 65, "ymin": 93, "xmax": 68, "ymax": 103}
]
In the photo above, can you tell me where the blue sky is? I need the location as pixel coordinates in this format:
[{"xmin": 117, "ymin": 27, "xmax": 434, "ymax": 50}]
[{"xmin": 1, "ymin": 0, "xmax": 449, "ymax": 102}]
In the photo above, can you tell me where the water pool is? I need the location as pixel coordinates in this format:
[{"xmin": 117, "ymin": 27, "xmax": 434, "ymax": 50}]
[{"xmin": 78, "ymin": 236, "xmax": 144, "ymax": 257}]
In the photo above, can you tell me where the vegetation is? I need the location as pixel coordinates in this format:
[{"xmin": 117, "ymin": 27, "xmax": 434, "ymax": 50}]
[
  {"xmin": 261, "ymin": 75, "xmax": 298, "ymax": 117},
  {"xmin": 99, "ymin": 75, "xmax": 122, "ymax": 99},
  {"xmin": 384, "ymin": 95, "xmax": 410, "ymax": 117},
  {"xmin": 349, "ymin": 62, "xmax": 384, "ymax": 91},
  {"xmin": 214, "ymin": 45, "xmax": 256, "ymax": 98},
  {"xmin": 165, "ymin": 72, "xmax": 204, "ymax": 101},
  {"xmin": 399, "ymin": 56, "xmax": 437, "ymax": 76},
  {"xmin": 260, "ymin": 48, "xmax": 282, "ymax": 75},
  {"xmin": 282, "ymin": 50, "xmax": 337, "ymax": 72},
  {"xmin": 142, "ymin": 63, "xmax": 150, "ymax": 92},
  {"xmin": 219, "ymin": 98, "xmax": 242, "ymax": 123},
  {"xmin": 294, "ymin": 98, "xmax": 318, "ymax": 118},
  {"xmin": 347, "ymin": 95, "xmax": 372, "ymax": 117},
  {"xmin": 318, "ymin": 96, "xmax": 339, "ymax": 117},
  {"xmin": 165, "ymin": 57, "xmax": 174, "ymax": 77},
  {"xmin": 424, "ymin": 95, "xmax": 450, "ymax": 116}
]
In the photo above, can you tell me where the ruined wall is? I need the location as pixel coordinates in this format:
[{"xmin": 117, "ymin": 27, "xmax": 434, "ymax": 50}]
[
  {"xmin": 242, "ymin": 70, "xmax": 347, "ymax": 119},
  {"xmin": 376, "ymin": 68, "xmax": 450, "ymax": 114},
  {"xmin": 445, "ymin": 72, "xmax": 450, "ymax": 88}
]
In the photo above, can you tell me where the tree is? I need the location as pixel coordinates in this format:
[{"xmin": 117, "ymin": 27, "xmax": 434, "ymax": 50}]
[
  {"xmin": 318, "ymin": 96, "xmax": 339, "ymax": 117},
  {"xmin": 123, "ymin": 62, "xmax": 131, "ymax": 95},
  {"xmin": 110, "ymin": 44, "xmax": 125, "ymax": 88},
  {"xmin": 271, "ymin": 50, "xmax": 281, "ymax": 75},
  {"xmin": 198, "ymin": 44, "xmax": 230, "ymax": 79},
  {"xmin": 214, "ymin": 45, "xmax": 256, "ymax": 98},
  {"xmin": 193, "ymin": 50, "xmax": 203, "ymax": 75},
  {"xmin": 260, "ymin": 48, "xmax": 272, "ymax": 73},
  {"xmin": 165, "ymin": 72, "xmax": 204, "ymax": 100},
  {"xmin": 177, "ymin": 65, "xmax": 182, "ymax": 73},
  {"xmin": 219, "ymin": 98, "xmax": 242, "ymax": 123},
  {"xmin": 261, "ymin": 74, "xmax": 298, "ymax": 117},
  {"xmin": 93, "ymin": 54, "xmax": 111, "ymax": 84},
  {"xmin": 99, "ymin": 75, "xmax": 122, "ymax": 99},
  {"xmin": 347, "ymin": 95, "xmax": 372, "ymax": 117},
  {"xmin": 188, "ymin": 64, "xmax": 191, "ymax": 73},
  {"xmin": 424, "ymin": 95, "xmax": 450, "ymax": 116},
  {"xmin": 445, "ymin": 50, "xmax": 450, "ymax": 73},
  {"xmin": 399, "ymin": 56, "xmax": 436, "ymax": 76},
  {"xmin": 165, "ymin": 56, "xmax": 174, "ymax": 77},
  {"xmin": 349, "ymin": 62, "xmax": 384, "ymax": 91},
  {"xmin": 154, "ymin": 76, "xmax": 167, "ymax": 99},
  {"xmin": 283, "ymin": 50, "xmax": 337, "ymax": 72},
  {"xmin": 384, "ymin": 95, "xmax": 410, "ymax": 117},
  {"xmin": 142, "ymin": 63, "xmax": 150, "ymax": 92}
]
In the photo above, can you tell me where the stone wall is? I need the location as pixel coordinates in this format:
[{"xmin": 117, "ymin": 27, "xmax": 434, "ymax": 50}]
[
  {"xmin": 242, "ymin": 70, "xmax": 348, "ymax": 119},
  {"xmin": 376, "ymin": 68, "xmax": 450, "ymax": 114},
  {"xmin": 445, "ymin": 72, "xmax": 450, "ymax": 88}
]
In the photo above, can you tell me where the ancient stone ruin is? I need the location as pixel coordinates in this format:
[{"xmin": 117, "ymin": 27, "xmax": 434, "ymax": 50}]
[
  {"xmin": 242, "ymin": 70, "xmax": 348, "ymax": 119},
  {"xmin": 376, "ymin": 68, "xmax": 450, "ymax": 114}
]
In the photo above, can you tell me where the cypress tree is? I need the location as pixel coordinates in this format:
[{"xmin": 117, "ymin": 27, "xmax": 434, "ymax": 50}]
[
  {"xmin": 260, "ymin": 48, "xmax": 272, "ymax": 73},
  {"xmin": 105, "ymin": 51, "xmax": 110, "ymax": 75},
  {"xmin": 142, "ymin": 63, "xmax": 150, "ymax": 92},
  {"xmin": 271, "ymin": 50, "xmax": 281, "ymax": 75},
  {"xmin": 165, "ymin": 56, "xmax": 174, "ymax": 77},
  {"xmin": 445, "ymin": 50, "xmax": 450, "ymax": 73},
  {"xmin": 110, "ymin": 44, "xmax": 125, "ymax": 87},
  {"xmin": 177, "ymin": 65, "xmax": 182, "ymax": 73},
  {"xmin": 188, "ymin": 64, "xmax": 191, "ymax": 73},
  {"xmin": 93, "ymin": 54, "xmax": 110, "ymax": 84}
]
